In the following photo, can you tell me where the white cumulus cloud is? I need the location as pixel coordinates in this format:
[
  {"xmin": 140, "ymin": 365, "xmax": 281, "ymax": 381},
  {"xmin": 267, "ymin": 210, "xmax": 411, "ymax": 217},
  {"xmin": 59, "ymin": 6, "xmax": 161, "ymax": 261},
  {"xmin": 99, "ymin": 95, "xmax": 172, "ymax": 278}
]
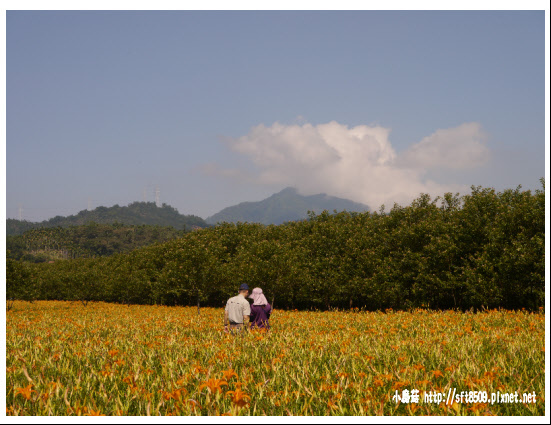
[
  {"xmin": 208, "ymin": 120, "xmax": 490, "ymax": 210},
  {"xmin": 398, "ymin": 122, "xmax": 489, "ymax": 169}
]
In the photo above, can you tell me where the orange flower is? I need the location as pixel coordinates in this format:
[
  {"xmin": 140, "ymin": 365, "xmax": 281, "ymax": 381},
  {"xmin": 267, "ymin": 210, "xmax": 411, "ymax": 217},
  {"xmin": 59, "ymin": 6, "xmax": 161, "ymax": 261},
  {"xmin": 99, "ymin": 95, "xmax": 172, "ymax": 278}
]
[
  {"xmin": 160, "ymin": 387, "xmax": 188, "ymax": 401},
  {"xmin": 215, "ymin": 352, "xmax": 228, "ymax": 361},
  {"xmin": 226, "ymin": 388, "xmax": 250, "ymax": 407},
  {"xmin": 221, "ymin": 369, "xmax": 238, "ymax": 381},
  {"xmin": 199, "ymin": 378, "xmax": 228, "ymax": 394},
  {"xmin": 392, "ymin": 381, "xmax": 409, "ymax": 391},
  {"xmin": 232, "ymin": 381, "xmax": 245, "ymax": 390},
  {"xmin": 373, "ymin": 379, "xmax": 384, "ymax": 387},
  {"xmin": 484, "ymin": 371, "xmax": 496, "ymax": 381},
  {"xmin": 171, "ymin": 388, "xmax": 187, "ymax": 401},
  {"xmin": 122, "ymin": 375, "xmax": 135, "ymax": 385},
  {"xmin": 325, "ymin": 400, "xmax": 337, "ymax": 411},
  {"xmin": 193, "ymin": 365, "xmax": 208, "ymax": 375},
  {"xmin": 432, "ymin": 370, "xmax": 444, "ymax": 379},
  {"xmin": 15, "ymin": 384, "xmax": 35, "ymax": 401}
]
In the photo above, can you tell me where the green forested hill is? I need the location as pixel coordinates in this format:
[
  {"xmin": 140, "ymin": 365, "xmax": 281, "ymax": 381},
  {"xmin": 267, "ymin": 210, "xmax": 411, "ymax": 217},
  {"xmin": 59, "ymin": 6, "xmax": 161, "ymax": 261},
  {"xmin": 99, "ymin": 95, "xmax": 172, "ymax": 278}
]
[{"xmin": 6, "ymin": 202, "xmax": 208, "ymax": 236}]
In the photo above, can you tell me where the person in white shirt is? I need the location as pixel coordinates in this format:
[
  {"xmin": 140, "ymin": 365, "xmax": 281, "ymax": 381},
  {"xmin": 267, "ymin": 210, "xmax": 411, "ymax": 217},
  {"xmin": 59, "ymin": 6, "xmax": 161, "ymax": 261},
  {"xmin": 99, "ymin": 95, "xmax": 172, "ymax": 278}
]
[{"xmin": 224, "ymin": 283, "xmax": 251, "ymax": 333}]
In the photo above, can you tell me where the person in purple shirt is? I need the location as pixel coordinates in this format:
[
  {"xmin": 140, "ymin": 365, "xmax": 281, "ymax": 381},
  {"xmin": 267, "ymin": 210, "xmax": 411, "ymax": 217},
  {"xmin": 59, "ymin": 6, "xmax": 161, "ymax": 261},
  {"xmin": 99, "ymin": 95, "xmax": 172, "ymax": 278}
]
[{"xmin": 248, "ymin": 287, "xmax": 272, "ymax": 330}]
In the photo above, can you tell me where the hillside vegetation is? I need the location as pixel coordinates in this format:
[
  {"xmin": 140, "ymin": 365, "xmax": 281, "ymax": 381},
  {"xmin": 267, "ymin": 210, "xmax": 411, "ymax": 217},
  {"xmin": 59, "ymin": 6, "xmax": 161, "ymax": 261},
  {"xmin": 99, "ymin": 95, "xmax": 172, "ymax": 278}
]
[
  {"xmin": 6, "ymin": 201, "xmax": 208, "ymax": 236},
  {"xmin": 6, "ymin": 222, "xmax": 188, "ymax": 262},
  {"xmin": 6, "ymin": 183, "xmax": 545, "ymax": 311}
]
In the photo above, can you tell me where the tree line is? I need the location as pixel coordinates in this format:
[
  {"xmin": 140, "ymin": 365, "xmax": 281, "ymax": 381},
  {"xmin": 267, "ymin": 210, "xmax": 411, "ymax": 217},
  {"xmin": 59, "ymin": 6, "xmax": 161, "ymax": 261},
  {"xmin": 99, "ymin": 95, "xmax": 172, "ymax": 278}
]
[
  {"xmin": 6, "ymin": 182, "xmax": 545, "ymax": 311},
  {"xmin": 6, "ymin": 222, "xmax": 188, "ymax": 262}
]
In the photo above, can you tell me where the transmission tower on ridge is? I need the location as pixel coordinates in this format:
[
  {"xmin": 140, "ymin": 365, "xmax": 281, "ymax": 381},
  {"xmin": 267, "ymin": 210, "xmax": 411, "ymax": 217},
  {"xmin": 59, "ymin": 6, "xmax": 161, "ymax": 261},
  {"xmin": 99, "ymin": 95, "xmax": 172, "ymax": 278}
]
[{"xmin": 155, "ymin": 186, "xmax": 160, "ymax": 207}]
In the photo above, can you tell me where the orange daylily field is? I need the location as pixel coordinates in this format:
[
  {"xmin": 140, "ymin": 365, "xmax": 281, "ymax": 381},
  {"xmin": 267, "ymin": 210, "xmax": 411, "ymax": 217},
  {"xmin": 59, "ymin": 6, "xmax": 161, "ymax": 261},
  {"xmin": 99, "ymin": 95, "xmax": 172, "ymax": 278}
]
[{"xmin": 5, "ymin": 301, "xmax": 545, "ymax": 416}]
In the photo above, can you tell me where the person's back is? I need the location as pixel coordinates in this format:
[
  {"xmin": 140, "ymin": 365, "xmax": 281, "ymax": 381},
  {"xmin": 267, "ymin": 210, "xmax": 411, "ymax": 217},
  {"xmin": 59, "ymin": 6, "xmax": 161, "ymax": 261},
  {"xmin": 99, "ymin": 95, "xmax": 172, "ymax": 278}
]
[
  {"xmin": 250, "ymin": 303, "xmax": 272, "ymax": 329},
  {"xmin": 248, "ymin": 287, "xmax": 271, "ymax": 330},
  {"xmin": 224, "ymin": 284, "xmax": 251, "ymax": 333}
]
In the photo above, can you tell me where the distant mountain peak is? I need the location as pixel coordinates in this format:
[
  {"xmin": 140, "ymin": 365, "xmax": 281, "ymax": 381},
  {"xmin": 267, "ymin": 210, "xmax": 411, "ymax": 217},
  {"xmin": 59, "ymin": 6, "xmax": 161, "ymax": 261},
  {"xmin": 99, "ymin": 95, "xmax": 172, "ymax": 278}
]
[
  {"xmin": 278, "ymin": 186, "xmax": 298, "ymax": 194},
  {"xmin": 206, "ymin": 188, "xmax": 369, "ymax": 225}
]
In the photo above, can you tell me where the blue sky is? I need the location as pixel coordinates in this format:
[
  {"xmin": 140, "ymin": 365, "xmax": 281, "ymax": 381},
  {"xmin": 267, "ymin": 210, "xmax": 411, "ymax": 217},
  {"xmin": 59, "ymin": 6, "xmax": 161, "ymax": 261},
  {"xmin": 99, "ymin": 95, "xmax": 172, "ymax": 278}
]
[{"xmin": 5, "ymin": 8, "xmax": 548, "ymax": 221}]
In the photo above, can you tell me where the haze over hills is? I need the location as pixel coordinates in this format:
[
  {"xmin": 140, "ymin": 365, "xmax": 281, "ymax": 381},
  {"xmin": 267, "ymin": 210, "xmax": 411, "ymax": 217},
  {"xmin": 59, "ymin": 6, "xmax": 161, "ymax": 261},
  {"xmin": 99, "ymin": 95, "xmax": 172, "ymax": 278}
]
[{"xmin": 206, "ymin": 187, "xmax": 370, "ymax": 225}]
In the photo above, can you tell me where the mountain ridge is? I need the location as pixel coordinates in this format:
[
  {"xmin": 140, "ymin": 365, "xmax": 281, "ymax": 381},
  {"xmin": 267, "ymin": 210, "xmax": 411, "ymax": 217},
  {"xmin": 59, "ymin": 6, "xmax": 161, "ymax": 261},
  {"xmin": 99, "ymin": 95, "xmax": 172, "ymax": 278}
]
[
  {"xmin": 7, "ymin": 188, "xmax": 370, "ymax": 235},
  {"xmin": 6, "ymin": 202, "xmax": 208, "ymax": 236},
  {"xmin": 206, "ymin": 187, "xmax": 369, "ymax": 225}
]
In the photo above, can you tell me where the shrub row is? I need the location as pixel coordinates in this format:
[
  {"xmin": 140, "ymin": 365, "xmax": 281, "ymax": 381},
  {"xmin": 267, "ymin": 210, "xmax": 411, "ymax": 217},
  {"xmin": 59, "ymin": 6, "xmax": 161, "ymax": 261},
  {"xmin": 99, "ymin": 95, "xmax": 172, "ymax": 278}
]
[{"xmin": 7, "ymin": 183, "xmax": 545, "ymax": 311}]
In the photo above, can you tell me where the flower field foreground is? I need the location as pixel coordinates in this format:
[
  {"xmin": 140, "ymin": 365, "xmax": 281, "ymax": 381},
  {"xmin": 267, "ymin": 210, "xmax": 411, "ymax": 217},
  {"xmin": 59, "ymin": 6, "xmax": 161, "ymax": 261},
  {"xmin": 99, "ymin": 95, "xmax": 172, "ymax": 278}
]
[{"xmin": 6, "ymin": 301, "xmax": 545, "ymax": 416}]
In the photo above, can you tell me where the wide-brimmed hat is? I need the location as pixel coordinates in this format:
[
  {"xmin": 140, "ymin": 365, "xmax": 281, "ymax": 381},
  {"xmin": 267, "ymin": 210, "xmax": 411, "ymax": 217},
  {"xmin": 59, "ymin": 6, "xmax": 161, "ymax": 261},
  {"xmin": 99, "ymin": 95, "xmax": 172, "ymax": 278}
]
[{"xmin": 249, "ymin": 287, "xmax": 268, "ymax": 305}]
